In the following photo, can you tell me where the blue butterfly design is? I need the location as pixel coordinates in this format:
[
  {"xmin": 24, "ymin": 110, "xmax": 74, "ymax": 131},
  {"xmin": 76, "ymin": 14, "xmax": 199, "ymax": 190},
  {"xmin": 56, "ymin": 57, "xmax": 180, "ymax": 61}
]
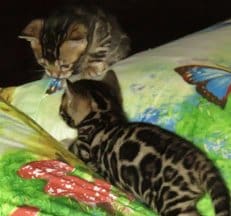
[
  {"xmin": 174, "ymin": 65, "xmax": 231, "ymax": 108},
  {"xmin": 46, "ymin": 78, "xmax": 63, "ymax": 94}
]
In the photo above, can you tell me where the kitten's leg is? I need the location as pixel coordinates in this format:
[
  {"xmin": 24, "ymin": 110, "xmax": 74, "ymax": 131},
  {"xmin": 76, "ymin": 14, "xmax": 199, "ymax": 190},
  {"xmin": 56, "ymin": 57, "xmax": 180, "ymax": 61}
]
[
  {"xmin": 163, "ymin": 208, "xmax": 200, "ymax": 216},
  {"xmin": 179, "ymin": 208, "xmax": 200, "ymax": 216},
  {"xmin": 179, "ymin": 213, "xmax": 200, "ymax": 216},
  {"xmin": 82, "ymin": 61, "xmax": 108, "ymax": 78},
  {"xmin": 161, "ymin": 200, "xmax": 201, "ymax": 216}
]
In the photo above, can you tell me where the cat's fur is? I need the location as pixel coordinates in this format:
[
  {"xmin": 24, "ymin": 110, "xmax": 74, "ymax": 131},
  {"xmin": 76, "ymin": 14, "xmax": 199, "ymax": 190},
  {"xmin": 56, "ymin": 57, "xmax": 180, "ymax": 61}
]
[
  {"xmin": 59, "ymin": 70, "xmax": 230, "ymax": 216},
  {"xmin": 19, "ymin": 4, "xmax": 130, "ymax": 80}
]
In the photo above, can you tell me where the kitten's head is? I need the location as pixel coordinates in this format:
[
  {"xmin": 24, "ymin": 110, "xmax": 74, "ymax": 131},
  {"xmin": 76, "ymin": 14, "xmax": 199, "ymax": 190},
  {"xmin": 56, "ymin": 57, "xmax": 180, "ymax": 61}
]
[
  {"xmin": 59, "ymin": 70, "xmax": 124, "ymax": 127},
  {"xmin": 19, "ymin": 8, "xmax": 90, "ymax": 79}
]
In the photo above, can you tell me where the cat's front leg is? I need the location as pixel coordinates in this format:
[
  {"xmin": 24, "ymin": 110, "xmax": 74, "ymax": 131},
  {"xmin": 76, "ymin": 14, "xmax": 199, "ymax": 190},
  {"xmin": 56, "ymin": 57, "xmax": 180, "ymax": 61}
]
[{"xmin": 82, "ymin": 61, "xmax": 108, "ymax": 79}]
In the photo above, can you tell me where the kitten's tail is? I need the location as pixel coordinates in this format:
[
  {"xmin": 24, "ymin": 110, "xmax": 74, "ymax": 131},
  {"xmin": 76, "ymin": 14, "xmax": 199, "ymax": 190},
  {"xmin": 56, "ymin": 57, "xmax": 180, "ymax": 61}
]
[{"xmin": 202, "ymin": 163, "xmax": 230, "ymax": 216}]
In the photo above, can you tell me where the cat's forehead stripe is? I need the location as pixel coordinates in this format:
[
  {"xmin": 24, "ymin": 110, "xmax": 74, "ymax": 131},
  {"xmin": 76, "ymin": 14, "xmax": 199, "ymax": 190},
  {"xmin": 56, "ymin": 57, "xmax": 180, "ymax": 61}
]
[{"xmin": 41, "ymin": 13, "xmax": 77, "ymax": 62}]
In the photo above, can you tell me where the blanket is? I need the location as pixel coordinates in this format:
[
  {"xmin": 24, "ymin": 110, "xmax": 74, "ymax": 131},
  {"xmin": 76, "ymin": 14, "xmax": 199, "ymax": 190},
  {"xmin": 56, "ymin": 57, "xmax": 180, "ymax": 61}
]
[{"xmin": 1, "ymin": 19, "xmax": 231, "ymax": 215}]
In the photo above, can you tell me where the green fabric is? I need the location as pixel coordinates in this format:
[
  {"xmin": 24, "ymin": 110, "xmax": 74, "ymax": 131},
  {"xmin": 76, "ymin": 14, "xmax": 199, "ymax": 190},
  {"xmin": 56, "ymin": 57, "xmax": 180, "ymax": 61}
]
[{"xmin": 0, "ymin": 98, "xmax": 153, "ymax": 215}]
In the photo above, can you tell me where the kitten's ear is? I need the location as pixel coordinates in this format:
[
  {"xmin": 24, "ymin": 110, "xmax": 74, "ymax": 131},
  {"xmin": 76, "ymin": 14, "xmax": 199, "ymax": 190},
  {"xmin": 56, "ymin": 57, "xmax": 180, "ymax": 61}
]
[
  {"xmin": 19, "ymin": 19, "xmax": 44, "ymax": 41},
  {"xmin": 102, "ymin": 70, "xmax": 123, "ymax": 104},
  {"xmin": 65, "ymin": 79, "xmax": 93, "ymax": 111},
  {"xmin": 66, "ymin": 79, "xmax": 89, "ymax": 99}
]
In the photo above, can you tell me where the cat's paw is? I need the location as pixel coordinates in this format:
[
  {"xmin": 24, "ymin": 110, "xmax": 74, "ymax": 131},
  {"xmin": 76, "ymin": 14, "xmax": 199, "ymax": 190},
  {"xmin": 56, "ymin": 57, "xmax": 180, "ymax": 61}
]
[{"xmin": 82, "ymin": 62, "xmax": 108, "ymax": 79}]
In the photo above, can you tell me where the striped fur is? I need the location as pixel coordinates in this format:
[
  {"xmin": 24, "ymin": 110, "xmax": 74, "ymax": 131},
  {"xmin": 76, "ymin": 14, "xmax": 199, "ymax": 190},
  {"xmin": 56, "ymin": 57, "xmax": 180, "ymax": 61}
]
[
  {"xmin": 19, "ymin": 5, "xmax": 130, "ymax": 79},
  {"xmin": 60, "ymin": 70, "xmax": 230, "ymax": 216}
]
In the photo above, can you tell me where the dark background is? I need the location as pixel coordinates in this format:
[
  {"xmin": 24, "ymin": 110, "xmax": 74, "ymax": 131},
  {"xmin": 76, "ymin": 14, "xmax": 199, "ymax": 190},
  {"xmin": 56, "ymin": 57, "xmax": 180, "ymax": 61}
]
[{"xmin": 0, "ymin": 0, "xmax": 231, "ymax": 87}]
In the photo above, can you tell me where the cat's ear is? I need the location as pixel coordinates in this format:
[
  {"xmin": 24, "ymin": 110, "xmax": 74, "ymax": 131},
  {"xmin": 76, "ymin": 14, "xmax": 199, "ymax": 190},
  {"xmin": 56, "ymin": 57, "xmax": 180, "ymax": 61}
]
[
  {"xmin": 19, "ymin": 19, "xmax": 44, "ymax": 41},
  {"xmin": 65, "ymin": 79, "xmax": 94, "ymax": 112},
  {"xmin": 102, "ymin": 70, "xmax": 123, "ymax": 104}
]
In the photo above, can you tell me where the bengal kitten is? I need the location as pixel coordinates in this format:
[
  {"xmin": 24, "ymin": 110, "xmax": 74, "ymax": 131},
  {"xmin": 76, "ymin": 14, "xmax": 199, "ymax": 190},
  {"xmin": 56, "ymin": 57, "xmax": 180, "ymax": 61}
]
[
  {"xmin": 19, "ymin": 5, "xmax": 130, "ymax": 80},
  {"xmin": 59, "ymin": 70, "xmax": 230, "ymax": 216}
]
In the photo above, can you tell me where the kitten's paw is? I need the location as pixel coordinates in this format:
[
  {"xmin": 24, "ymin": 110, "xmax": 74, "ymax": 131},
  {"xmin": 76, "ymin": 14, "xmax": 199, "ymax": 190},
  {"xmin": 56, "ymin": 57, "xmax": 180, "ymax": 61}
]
[
  {"xmin": 82, "ymin": 63, "xmax": 108, "ymax": 79},
  {"xmin": 84, "ymin": 66, "xmax": 101, "ymax": 78}
]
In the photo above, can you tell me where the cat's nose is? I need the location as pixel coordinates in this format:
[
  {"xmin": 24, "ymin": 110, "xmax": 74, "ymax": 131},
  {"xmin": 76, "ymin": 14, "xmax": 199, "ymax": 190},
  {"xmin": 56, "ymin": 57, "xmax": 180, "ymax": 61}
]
[
  {"xmin": 51, "ymin": 70, "xmax": 61, "ymax": 78},
  {"xmin": 45, "ymin": 69, "xmax": 60, "ymax": 78},
  {"xmin": 53, "ymin": 71, "xmax": 69, "ymax": 79},
  {"xmin": 46, "ymin": 65, "xmax": 62, "ymax": 78}
]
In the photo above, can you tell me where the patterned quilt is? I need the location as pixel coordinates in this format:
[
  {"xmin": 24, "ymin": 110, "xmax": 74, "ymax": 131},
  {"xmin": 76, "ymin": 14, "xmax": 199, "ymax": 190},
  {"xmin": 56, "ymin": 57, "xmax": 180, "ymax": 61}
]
[{"xmin": 0, "ymin": 19, "xmax": 231, "ymax": 215}]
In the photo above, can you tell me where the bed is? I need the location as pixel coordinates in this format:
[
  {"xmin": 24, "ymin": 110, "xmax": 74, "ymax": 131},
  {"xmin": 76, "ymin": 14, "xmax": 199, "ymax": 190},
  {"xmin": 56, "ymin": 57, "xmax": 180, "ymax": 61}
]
[{"xmin": 0, "ymin": 19, "xmax": 231, "ymax": 215}]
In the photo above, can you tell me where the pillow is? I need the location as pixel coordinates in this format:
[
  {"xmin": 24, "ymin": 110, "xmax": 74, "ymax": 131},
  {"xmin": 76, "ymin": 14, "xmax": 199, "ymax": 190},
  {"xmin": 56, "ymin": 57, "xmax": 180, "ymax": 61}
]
[
  {"xmin": 0, "ymin": 79, "xmax": 76, "ymax": 142},
  {"xmin": 1, "ymin": 19, "xmax": 231, "ymax": 215}
]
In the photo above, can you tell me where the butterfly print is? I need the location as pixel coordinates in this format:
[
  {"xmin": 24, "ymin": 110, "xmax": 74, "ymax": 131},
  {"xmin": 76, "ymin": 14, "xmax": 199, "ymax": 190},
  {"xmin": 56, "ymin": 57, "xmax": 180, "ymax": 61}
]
[{"xmin": 174, "ymin": 65, "xmax": 231, "ymax": 108}]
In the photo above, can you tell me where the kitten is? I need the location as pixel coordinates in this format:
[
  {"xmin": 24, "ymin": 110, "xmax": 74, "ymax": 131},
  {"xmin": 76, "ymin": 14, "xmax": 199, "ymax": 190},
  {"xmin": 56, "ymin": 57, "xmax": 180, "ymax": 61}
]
[
  {"xmin": 19, "ymin": 5, "xmax": 130, "ymax": 80},
  {"xmin": 59, "ymin": 70, "xmax": 230, "ymax": 216}
]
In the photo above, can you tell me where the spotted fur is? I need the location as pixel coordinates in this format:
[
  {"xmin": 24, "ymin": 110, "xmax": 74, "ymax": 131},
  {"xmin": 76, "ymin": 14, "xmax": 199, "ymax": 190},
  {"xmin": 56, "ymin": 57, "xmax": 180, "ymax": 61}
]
[
  {"xmin": 19, "ymin": 4, "xmax": 130, "ymax": 79},
  {"xmin": 60, "ymin": 70, "xmax": 230, "ymax": 216}
]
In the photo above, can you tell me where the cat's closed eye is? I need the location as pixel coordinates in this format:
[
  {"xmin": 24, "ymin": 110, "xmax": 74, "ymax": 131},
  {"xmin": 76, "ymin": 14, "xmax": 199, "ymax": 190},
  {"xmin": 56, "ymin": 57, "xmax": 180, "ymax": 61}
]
[
  {"xmin": 38, "ymin": 59, "xmax": 47, "ymax": 66},
  {"xmin": 61, "ymin": 64, "xmax": 70, "ymax": 69},
  {"xmin": 60, "ymin": 64, "xmax": 72, "ymax": 71}
]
